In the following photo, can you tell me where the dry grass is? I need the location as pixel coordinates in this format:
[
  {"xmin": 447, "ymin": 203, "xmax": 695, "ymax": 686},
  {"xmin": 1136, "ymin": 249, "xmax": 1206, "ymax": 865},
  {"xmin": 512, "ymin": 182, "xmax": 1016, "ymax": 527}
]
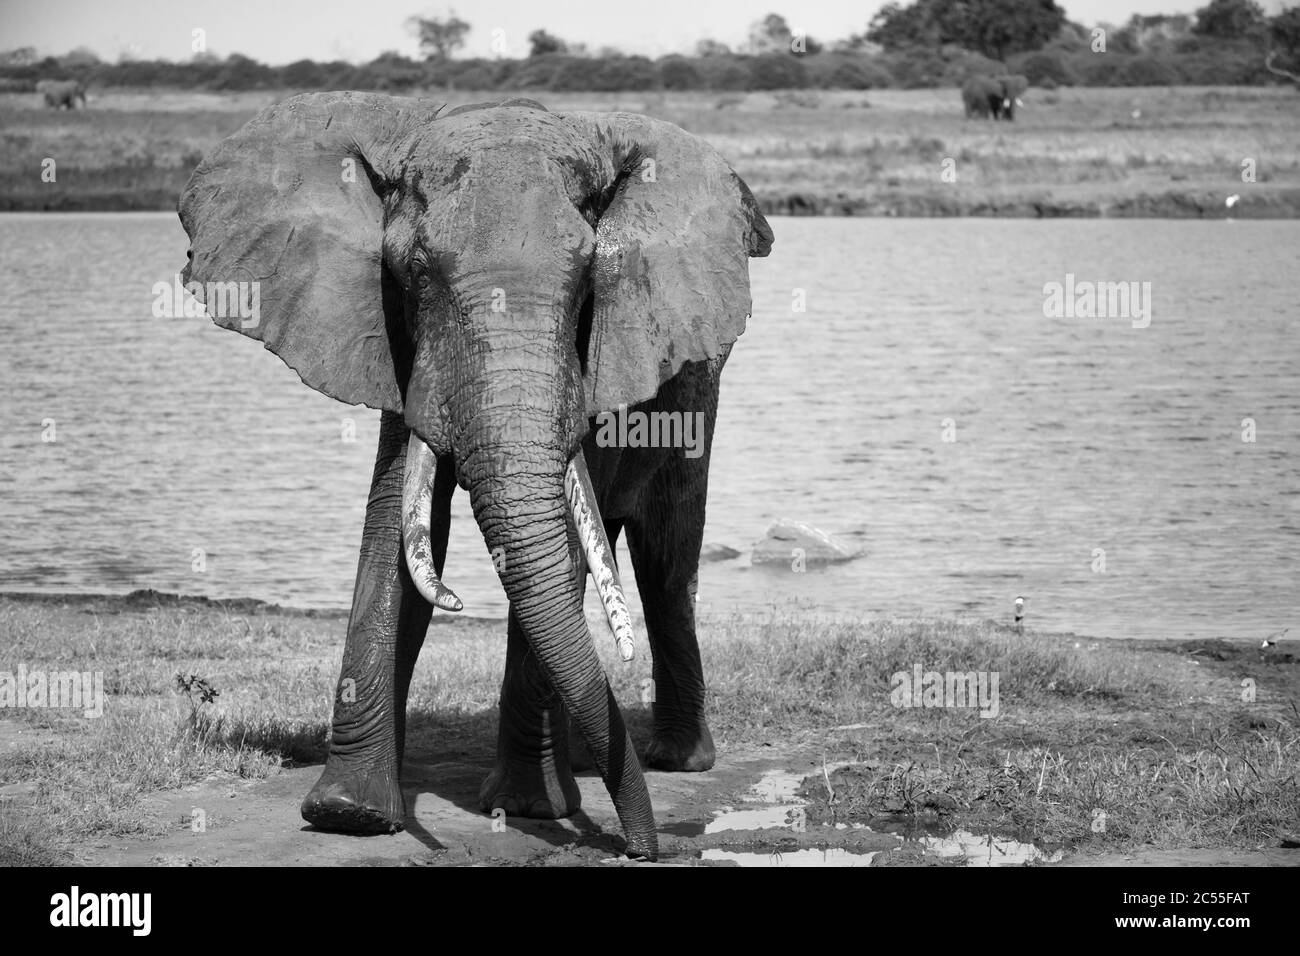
[{"xmin": 2, "ymin": 593, "xmax": 1294, "ymax": 863}]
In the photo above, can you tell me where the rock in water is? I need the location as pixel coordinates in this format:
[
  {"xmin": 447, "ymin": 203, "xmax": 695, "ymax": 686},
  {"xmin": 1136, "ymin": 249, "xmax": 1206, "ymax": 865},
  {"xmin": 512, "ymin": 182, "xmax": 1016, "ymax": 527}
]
[
  {"xmin": 751, "ymin": 520, "xmax": 859, "ymax": 566},
  {"xmin": 700, "ymin": 543, "xmax": 742, "ymax": 563}
]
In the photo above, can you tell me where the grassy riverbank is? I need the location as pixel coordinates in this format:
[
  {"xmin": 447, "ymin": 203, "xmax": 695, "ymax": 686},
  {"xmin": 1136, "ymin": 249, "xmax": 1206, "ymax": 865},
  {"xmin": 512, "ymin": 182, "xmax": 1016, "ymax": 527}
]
[
  {"xmin": 1, "ymin": 590, "xmax": 1295, "ymax": 865},
  {"xmin": 2, "ymin": 86, "xmax": 1299, "ymax": 217}
]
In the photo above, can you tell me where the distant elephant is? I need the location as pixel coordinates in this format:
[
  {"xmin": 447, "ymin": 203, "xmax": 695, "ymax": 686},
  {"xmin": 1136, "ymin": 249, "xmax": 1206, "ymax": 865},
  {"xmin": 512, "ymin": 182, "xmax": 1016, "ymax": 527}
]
[
  {"xmin": 36, "ymin": 79, "xmax": 86, "ymax": 109},
  {"xmin": 961, "ymin": 75, "xmax": 1001, "ymax": 119},
  {"xmin": 993, "ymin": 74, "xmax": 1029, "ymax": 120},
  {"xmin": 177, "ymin": 93, "xmax": 773, "ymax": 862}
]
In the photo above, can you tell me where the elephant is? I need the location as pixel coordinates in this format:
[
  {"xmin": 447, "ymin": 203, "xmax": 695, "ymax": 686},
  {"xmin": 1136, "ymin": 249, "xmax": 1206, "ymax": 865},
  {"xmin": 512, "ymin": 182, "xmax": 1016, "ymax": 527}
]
[
  {"xmin": 992, "ymin": 74, "xmax": 1029, "ymax": 121},
  {"xmin": 961, "ymin": 74, "xmax": 1028, "ymax": 121},
  {"xmin": 177, "ymin": 92, "xmax": 773, "ymax": 862},
  {"xmin": 36, "ymin": 79, "xmax": 87, "ymax": 109},
  {"xmin": 961, "ymin": 75, "xmax": 1001, "ymax": 119}
]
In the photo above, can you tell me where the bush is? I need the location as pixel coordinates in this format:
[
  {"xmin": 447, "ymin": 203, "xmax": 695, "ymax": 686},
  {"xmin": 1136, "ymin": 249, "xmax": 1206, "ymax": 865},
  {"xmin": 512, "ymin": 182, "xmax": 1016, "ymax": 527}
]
[
  {"xmin": 444, "ymin": 60, "xmax": 504, "ymax": 91},
  {"xmin": 281, "ymin": 59, "xmax": 330, "ymax": 88},
  {"xmin": 211, "ymin": 54, "xmax": 277, "ymax": 90},
  {"xmin": 805, "ymin": 53, "xmax": 893, "ymax": 89},
  {"xmin": 748, "ymin": 53, "xmax": 809, "ymax": 89},
  {"xmin": 882, "ymin": 47, "xmax": 948, "ymax": 88},
  {"xmin": 938, "ymin": 48, "xmax": 1004, "ymax": 85},
  {"xmin": 657, "ymin": 55, "xmax": 700, "ymax": 90},
  {"xmin": 360, "ymin": 54, "xmax": 425, "ymax": 92},
  {"xmin": 1115, "ymin": 54, "xmax": 1179, "ymax": 86},
  {"xmin": 504, "ymin": 53, "xmax": 568, "ymax": 90},
  {"xmin": 590, "ymin": 55, "xmax": 658, "ymax": 91},
  {"xmin": 695, "ymin": 55, "xmax": 752, "ymax": 90},
  {"xmin": 548, "ymin": 57, "xmax": 597, "ymax": 91},
  {"xmin": 1019, "ymin": 50, "xmax": 1077, "ymax": 86},
  {"xmin": 1068, "ymin": 52, "xmax": 1127, "ymax": 85}
]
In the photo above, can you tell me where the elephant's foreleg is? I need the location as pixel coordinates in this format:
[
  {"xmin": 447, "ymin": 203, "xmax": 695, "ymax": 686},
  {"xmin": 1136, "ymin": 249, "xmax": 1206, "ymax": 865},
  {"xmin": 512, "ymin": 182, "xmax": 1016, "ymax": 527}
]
[
  {"xmin": 626, "ymin": 489, "xmax": 715, "ymax": 772},
  {"xmin": 301, "ymin": 410, "xmax": 433, "ymax": 833},
  {"xmin": 478, "ymin": 607, "xmax": 583, "ymax": 819}
]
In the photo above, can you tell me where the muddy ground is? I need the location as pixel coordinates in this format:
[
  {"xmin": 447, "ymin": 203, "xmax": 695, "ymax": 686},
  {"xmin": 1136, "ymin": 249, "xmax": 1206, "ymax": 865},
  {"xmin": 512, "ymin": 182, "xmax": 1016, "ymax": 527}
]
[{"xmin": 62, "ymin": 743, "xmax": 1297, "ymax": 867}]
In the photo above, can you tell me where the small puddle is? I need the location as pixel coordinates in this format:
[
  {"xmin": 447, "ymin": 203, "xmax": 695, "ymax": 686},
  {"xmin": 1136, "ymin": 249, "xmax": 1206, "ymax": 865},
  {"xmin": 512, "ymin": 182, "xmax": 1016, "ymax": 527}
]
[
  {"xmin": 698, "ymin": 762, "xmax": 1062, "ymax": 868},
  {"xmin": 660, "ymin": 820, "xmax": 707, "ymax": 838},
  {"xmin": 740, "ymin": 764, "xmax": 855, "ymax": 804},
  {"xmin": 919, "ymin": 830, "xmax": 1064, "ymax": 866},
  {"xmin": 705, "ymin": 805, "xmax": 804, "ymax": 833},
  {"xmin": 707, "ymin": 763, "xmax": 873, "ymax": 838},
  {"xmin": 701, "ymin": 847, "xmax": 880, "ymax": 867}
]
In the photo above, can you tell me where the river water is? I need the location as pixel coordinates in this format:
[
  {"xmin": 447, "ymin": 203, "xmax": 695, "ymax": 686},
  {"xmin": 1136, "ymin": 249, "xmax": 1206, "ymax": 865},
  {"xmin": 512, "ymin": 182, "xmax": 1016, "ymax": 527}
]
[{"xmin": 1, "ymin": 213, "xmax": 1295, "ymax": 640}]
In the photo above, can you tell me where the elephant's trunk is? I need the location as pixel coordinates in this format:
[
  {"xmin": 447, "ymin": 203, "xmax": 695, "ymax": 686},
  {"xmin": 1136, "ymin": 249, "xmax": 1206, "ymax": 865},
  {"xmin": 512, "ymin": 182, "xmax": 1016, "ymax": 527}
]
[
  {"xmin": 402, "ymin": 438, "xmax": 635, "ymax": 659},
  {"xmin": 460, "ymin": 432, "xmax": 657, "ymax": 859}
]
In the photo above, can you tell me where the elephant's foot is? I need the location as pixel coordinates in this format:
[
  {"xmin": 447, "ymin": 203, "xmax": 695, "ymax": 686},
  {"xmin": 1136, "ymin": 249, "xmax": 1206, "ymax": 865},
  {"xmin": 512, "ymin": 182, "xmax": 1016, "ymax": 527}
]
[
  {"xmin": 645, "ymin": 720, "xmax": 716, "ymax": 772},
  {"xmin": 479, "ymin": 755, "xmax": 582, "ymax": 819},
  {"xmin": 301, "ymin": 762, "xmax": 405, "ymax": 834}
]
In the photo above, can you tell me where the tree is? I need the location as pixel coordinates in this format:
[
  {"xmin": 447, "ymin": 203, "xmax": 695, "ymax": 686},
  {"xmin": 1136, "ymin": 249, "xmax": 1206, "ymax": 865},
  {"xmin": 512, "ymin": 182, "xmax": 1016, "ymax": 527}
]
[
  {"xmin": 748, "ymin": 13, "xmax": 792, "ymax": 53},
  {"xmin": 1125, "ymin": 13, "xmax": 1192, "ymax": 52},
  {"xmin": 1193, "ymin": 0, "xmax": 1265, "ymax": 38},
  {"xmin": 0, "ymin": 47, "xmax": 39, "ymax": 66},
  {"xmin": 1272, "ymin": 5, "xmax": 1300, "ymax": 55},
  {"xmin": 961, "ymin": 0, "xmax": 1067, "ymax": 61},
  {"xmin": 407, "ymin": 11, "xmax": 470, "ymax": 60},
  {"xmin": 866, "ymin": 0, "xmax": 1065, "ymax": 59},
  {"xmin": 695, "ymin": 38, "xmax": 732, "ymax": 56},
  {"xmin": 747, "ymin": 12, "xmax": 822, "ymax": 54},
  {"xmin": 867, "ymin": 1, "xmax": 947, "ymax": 50},
  {"xmin": 528, "ymin": 29, "xmax": 568, "ymax": 56},
  {"xmin": 60, "ymin": 46, "xmax": 102, "ymax": 67},
  {"xmin": 1267, "ymin": 5, "xmax": 1300, "ymax": 78}
]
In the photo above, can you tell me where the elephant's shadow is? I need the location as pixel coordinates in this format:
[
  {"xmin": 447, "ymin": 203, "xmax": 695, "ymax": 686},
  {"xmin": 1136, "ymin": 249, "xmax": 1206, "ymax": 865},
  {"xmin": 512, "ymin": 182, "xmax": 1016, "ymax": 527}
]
[{"xmin": 384, "ymin": 704, "xmax": 658, "ymax": 855}]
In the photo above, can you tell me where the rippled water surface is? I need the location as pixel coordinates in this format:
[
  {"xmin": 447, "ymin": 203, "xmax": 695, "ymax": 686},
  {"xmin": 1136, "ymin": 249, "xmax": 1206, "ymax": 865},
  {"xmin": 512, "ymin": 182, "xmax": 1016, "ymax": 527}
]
[{"xmin": 1, "ymin": 213, "xmax": 1296, "ymax": 639}]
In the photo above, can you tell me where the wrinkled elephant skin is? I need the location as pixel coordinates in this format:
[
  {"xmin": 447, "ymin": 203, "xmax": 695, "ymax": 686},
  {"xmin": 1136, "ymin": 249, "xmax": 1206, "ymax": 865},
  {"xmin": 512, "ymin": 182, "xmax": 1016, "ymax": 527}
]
[{"xmin": 177, "ymin": 94, "xmax": 774, "ymax": 861}]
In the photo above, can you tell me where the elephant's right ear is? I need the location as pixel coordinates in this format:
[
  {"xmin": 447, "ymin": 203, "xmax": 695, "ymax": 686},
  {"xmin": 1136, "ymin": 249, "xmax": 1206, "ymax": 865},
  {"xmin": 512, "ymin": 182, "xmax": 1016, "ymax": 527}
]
[{"xmin": 178, "ymin": 92, "xmax": 424, "ymax": 412}]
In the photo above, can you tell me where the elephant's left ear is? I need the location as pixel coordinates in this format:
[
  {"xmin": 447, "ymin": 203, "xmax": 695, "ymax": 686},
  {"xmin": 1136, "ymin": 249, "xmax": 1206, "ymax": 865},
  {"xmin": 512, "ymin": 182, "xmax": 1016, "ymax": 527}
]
[{"xmin": 577, "ymin": 114, "xmax": 773, "ymax": 416}]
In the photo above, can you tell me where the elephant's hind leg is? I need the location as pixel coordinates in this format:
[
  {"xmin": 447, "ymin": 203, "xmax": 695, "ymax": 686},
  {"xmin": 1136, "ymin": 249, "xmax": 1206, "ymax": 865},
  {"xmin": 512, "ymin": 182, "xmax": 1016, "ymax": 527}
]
[
  {"xmin": 479, "ymin": 607, "xmax": 583, "ymax": 819},
  {"xmin": 302, "ymin": 411, "xmax": 433, "ymax": 834}
]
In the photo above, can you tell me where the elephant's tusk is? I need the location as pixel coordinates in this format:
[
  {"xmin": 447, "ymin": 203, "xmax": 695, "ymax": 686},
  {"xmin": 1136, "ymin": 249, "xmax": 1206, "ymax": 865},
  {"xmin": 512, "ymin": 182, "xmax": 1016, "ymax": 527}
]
[
  {"xmin": 401, "ymin": 433, "xmax": 463, "ymax": 612},
  {"xmin": 565, "ymin": 451, "xmax": 635, "ymax": 662}
]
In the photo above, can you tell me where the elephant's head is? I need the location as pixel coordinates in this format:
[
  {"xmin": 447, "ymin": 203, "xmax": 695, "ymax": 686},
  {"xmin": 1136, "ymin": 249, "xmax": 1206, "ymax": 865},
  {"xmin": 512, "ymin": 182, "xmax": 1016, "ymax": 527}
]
[
  {"xmin": 997, "ymin": 74, "xmax": 1029, "ymax": 116},
  {"xmin": 178, "ymin": 92, "xmax": 772, "ymax": 857}
]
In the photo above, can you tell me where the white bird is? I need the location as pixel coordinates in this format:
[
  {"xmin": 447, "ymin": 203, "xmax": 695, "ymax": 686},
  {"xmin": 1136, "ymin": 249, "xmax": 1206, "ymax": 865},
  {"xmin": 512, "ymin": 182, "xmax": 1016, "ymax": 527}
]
[
  {"xmin": 1226, "ymin": 194, "xmax": 1240, "ymax": 208},
  {"xmin": 1261, "ymin": 628, "xmax": 1288, "ymax": 649},
  {"xmin": 1131, "ymin": 108, "xmax": 1141, "ymax": 119}
]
